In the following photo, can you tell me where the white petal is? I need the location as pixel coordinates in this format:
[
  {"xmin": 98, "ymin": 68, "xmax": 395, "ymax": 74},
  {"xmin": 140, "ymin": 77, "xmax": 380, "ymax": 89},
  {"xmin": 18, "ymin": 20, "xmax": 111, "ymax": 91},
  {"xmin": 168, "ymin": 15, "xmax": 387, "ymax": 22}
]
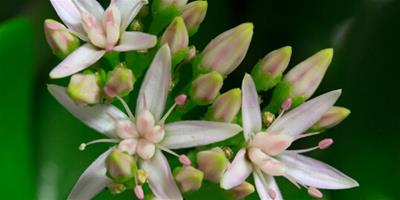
[
  {"xmin": 50, "ymin": 43, "xmax": 105, "ymax": 79},
  {"xmin": 162, "ymin": 121, "xmax": 242, "ymax": 149},
  {"xmin": 48, "ymin": 85, "xmax": 128, "ymax": 138},
  {"xmin": 268, "ymin": 90, "xmax": 342, "ymax": 137},
  {"xmin": 50, "ymin": 0, "xmax": 89, "ymax": 40},
  {"xmin": 113, "ymin": 31, "xmax": 157, "ymax": 52},
  {"xmin": 278, "ymin": 153, "xmax": 359, "ymax": 189},
  {"xmin": 242, "ymin": 74, "xmax": 262, "ymax": 140},
  {"xmin": 140, "ymin": 150, "xmax": 182, "ymax": 200},
  {"xmin": 114, "ymin": 0, "xmax": 147, "ymax": 30},
  {"xmin": 68, "ymin": 149, "xmax": 112, "ymax": 200},
  {"xmin": 136, "ymin": 45, "xmax": 171, "ymax": 121},
  {"xmin": 253, "ymin": 172, "xmax": 283, "ymax": 200},
  {"xmin": 220, "ymin": 149, "xmax": 252, "ymax": 189},
  {"xmin": 74, "ymin": 0, "xmax": 105, "ymax": 21}
]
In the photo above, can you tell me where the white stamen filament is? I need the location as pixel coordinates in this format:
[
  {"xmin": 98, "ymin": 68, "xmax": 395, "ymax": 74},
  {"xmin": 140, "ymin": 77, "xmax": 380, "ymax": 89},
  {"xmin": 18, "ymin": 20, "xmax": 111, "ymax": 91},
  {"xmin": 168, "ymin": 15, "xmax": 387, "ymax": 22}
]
[
  {"xmin": 159, "ymin": 103, "xmax": 177, "ymax": 124},
  {"xmin": 157, "ymin": 144, "xmax": 191, "ymax": 165},
  {"xmin": 116, "ymin": 96, "xmax": 135, "ymax": 120},
  {"xmin": 79, "ymin": 139, "xmax": 119, "ymax": 151},
  {"xmin": 295, "ymin": 131, "xmax": 321, "ymax": 140}
]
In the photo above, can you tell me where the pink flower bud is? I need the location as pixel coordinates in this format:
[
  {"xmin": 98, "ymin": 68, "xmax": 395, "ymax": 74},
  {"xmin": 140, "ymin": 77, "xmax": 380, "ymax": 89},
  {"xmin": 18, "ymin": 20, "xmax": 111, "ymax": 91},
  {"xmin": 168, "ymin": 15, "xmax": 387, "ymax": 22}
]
[
  {"xmin": 44, "ymin": 19, "xmax": 80, "ymax": 59},
  {"xmin": 105, "ymin": 148, "xmax": 137, "ymax": 182},
  {"xmin": 159, "ymin": 0, "xmax": 188, "ymax": 10},
  {"xmin": 197, "ymin": 147, "xmax": 229, "ymax": 183},
  {"xmin": 161, "ymin": 17, "xmax": 189, "ymax": 55},
  {"xmin": 104, "ymin": 64, "xmax": 135, "ymax": 98},
  {"xmin": 67, "ymin": 73, "xmax": 100, "ymax": 104},
  {"xmin": 182, "ymin": 1, "xmax": 208, "ymax": 36},
  {"xmin": 208, "ymin": 88, "xmax": 241, "ymax": 122},
  {"xmin": 174, "ymin": 166, "xmax": 204, "ymax": 193},
  {"xmin": 191, "ymin": 71, "xmax": 223, "ymax": 104},
  {"xmin": 311, "ymin": 106, "xmax": 351, "ymax": 131},
  {"xmin": 200, "ymin": 23, "xmax": 254, "ymax": 75}
]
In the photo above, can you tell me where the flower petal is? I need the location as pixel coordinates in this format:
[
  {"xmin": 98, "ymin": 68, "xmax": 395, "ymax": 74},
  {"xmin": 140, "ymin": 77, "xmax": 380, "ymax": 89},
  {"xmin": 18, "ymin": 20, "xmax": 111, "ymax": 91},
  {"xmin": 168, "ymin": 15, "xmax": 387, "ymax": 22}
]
[
  {"xmin": 268, "ymin": 90, "xmax": 341, "ymax": 137},
  {"xmin": 162, "ymin": 121, "xmax": 242, "ymax": 149},
  {"xmin": 74, "ymin": 0, "xmax": 105, "ymax": 21},
  {"xmin": 136, "ymin": 45, "xmax": 171, "ymax": 121},
  {"xmin": 48, "ymin": 84, "xmax": 128, "ymax": 138},
  {"xmin": 253, "ymin": 172, "xmax": 283, "ymax": 200},
  {"xmin": 140, "ymin": 150, "xmax": 182, "ymax": 200},
  {"xmin": 220, "ymin": 149, "xmax": 252, "ymax": 189},
  {"xmin": 113, "ymin": 31, "xmax": 157, "ymax": 52},
  {"xmin": 242, "ymin": 74, "xmax": 262, "ymax": 140},
  {"xmin": 50, "ymin": 43, "xmax": 105, "ymax": 79},
  {"xmin": 278, "ymin": 153, "xmax": 359, "ymax": 189},
  {"xmin": 50, "ymin": 0, "xmax": 87, "ymax": 40},
  {"xmin": 114, "ymin": 0, "xmax": 147, "ymax": 30},
  {"xmin": 68, "ymin": 149, "xmax": 112, "ymax": 200}
]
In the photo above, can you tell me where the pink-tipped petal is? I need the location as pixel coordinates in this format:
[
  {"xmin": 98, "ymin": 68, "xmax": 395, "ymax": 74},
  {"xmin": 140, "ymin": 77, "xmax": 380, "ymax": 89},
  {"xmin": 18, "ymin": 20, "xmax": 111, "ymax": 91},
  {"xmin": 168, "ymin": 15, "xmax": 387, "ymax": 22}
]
[
  {"xmin": 268, "ymin": 90, "xmax": 342, "ymax": 137},
  {"xmin": 162, "ymin": 121, "xmax": 242, "ymax": 149},
  {"xmin": 114, "ymin": 0, "xmax": 147, "ymax": 30},
  {"xmin": 140, "ymin": 150, "xmax": 183, "ymax": 200},
  {"xmin": 68, "ymin": 149, "xmax": 113, "ymax": 200},
  {"xmin": 278, "ymin": 153, "xmax": 359, "ymax": 189},
  {"xmin": 50, "ymin": 43, "xmax": 105, "ymax": 79},
  {"xmin": 253, "ymin": 172, "xmax": 283, "ymax": 200},
  {"xmin": 220, "ymin": 149, "xmax": 252, "ymax": 189},
  {"xmin": 136, "ymin": 45, "xmax": 171, "ymax": 121},
  {"xmin": 48, "ymin": 84, "xmax": 128, "ymax": 138},
  {"xmin": 113, "ymin": 32, "xmax": 157, "ymax": 52},
  {"xmin": 74, "ymin": 0, "xmax": 105, "ymax": 21},
  {"xmin": 242, "ymin": 74, "xmax": 262, "ymax": 140}
]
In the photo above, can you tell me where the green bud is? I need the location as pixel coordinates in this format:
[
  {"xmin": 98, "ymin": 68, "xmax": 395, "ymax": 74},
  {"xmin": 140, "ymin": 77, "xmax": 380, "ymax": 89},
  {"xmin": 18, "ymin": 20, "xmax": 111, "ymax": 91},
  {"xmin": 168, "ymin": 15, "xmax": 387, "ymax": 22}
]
[
  {"xmin": 104, "ymin": 63, "xmax": 136, "ymax": 98},
  {"xmin": 159, "ymin": 0, "xmax": 188, "ymax": 10},
  {"xmin": 229, "ymin": 181, "xmax": 255, "ymax": 200},
  {"xmin": 252, "ymin": 46, "xmax": 292, "ymax": 91},
  {"xmin": 310, "ymin": 106, "xmax": 351, "ymax": 131},
  {"xmin": 199, "ymin": 23, "xmax": 254, "ymax": 76},
  {"xmin": 174, "ymin": 166, "xmax": 204, "ymax": 193},
  {"xmin": 67, "ymin": 73, "xmax": 100, "ymax": 105},
  {"xmin": 44, "ymin": 19, "xmax": 80, "ymax": 59},
  {"xmin": 182, "ymin": 1, "xmax": 208, "ymax": 36},
  {"xmin": 206, "ymin": 88, "xmax": 241, "ymax": 122},
  {"xmin": 160, "ymin": 17, "xmax": 189, "ymax": 65},
  {"xmin": 105, "ymin": 148, "xmax": 137, "ymax": 183},
  {"xmin": 284, "ymin": 48, "xmax": 333, "ymax": 99},
  {"xmin": 190, "ymin": 71, "xmax": 223, "ymax": 105},
  {"xmin": 107, "ymin": 183, "xmax": 126, "ymax": 195},
  {"xmin": 197, "ymin": 147, "xmax": 229, "ymax": 183}
]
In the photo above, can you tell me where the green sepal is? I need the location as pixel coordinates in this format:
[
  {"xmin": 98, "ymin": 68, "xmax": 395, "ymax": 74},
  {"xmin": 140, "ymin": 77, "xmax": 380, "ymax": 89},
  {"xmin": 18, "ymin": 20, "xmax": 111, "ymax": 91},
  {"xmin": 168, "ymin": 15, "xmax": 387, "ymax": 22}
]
[
  {"xmin": 172, "ymin": 47, "xmax": 189, "ymax": 69},
  {"xmin": 263, "ymin": 80, "xmax": 292, "ymax": 114},
  {"xmin": 149, "ymin": 4, "xmax": 180, "ymax": 35},
  {"xmin": 188, "ymin": 26, "xmax": 200, "ymax": 37},
  {"xmin": 251, "ymin": 60, "xmax": 283, "ymax": 92}
]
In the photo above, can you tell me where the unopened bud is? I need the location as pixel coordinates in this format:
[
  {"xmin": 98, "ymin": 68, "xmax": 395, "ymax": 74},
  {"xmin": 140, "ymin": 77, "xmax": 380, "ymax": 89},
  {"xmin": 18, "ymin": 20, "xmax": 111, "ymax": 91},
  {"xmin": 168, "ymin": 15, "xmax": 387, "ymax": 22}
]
[
  {"xmin": 182, "ymin": 1, "xmax": 208, "ymax": 36},
  {"xmin": 199, "ymin": 23, "xmax": 254, "ymax": 75},
  {"xmin": 160, "ymin": 17, "xmax": 189, "ymax": 65},
  {"xmin": 197, "ymin": 147, "xmax": 229, "ymax": 183},
  {"xmin": 159, "ymin": 0, "xmax": 188, "ymax": 10},
  {"xmin": 136, "ymin": 169, "xmax": 148, "ymax": 185},
  {"xmin": 206, "ymin": 88, "xmax": 241, "ymax": 122},
  {"xmin": 190, "ymin": 71, "xmax": 223, "ymax": 105},
  {"xmin": 105, "ymin": 148, "xmax": 137, "ymax": 183},
  {"xmin": 44, "ymin": 19, "xmax": 80, "ymax": 59},
  {"xmin": 284, "ymin": 48, "xmax": 333, "ymax": 99},
  {"xmin": 252, "ymin": 46, "xmax": 292, "ymax": 91},
  {"xmin": 310, "ymin": 106, "xmax": 351, "ymax": 131},
  {"xmin": 229, "ymin": 181, "xmax": 255, "ymax": 200},
  {"xmin": 107, "ymin": 183, "xmax": 126, "ymax": 195},
  {"xmin": 104, "ymin": 63, "xmax": 136, "ymax": 98},
  {"xmin": 67, "ymin": 73, "xmax": 100, "ymax": 104},
  {"xmin": 262, "ymin": 112, "xmax": 275, "ymax": 127},
  {"xmin": 174, "ymin": 166, "xmax": 204, "ymax": 193}
]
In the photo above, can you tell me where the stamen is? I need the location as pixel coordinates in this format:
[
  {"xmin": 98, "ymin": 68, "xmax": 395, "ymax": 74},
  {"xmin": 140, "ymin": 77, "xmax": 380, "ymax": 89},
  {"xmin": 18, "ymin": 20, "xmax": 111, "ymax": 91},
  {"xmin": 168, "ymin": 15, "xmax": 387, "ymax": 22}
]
[
  {"xmin": 319, "ymin": 138, "xmax": 334, "ymax": 149},
  {"xmin": 116, "ymin": 96, "xmax": 135, "ymax": 120},
  {"xmin": 295, "ymin": 132, "xmax": 321, "ymax": 140},
  {"xmin": 285, "ymin": 146, "xmax": 319, "ymax": 154},
  {"xmin": 308, "ymin": 187, "xmax": 323, "ymax": 198},
  {"xmin": 175, "ymin": 94, "xmax": 187, "ymax": 106},
  {"xmin": 134, "ymin": 185, "xmax": 144, "ymax": 200},
  {"xmin": 283, "ymin": 174, "xmax": 301, "ymax": 189},
  {"xmin": 79, "ymin": 139, "xmax": 119, "ymax": 151},
  {"xmin": 281, "ymin": 98, "xmax": 292, "ymax": 111},
  {"xmin": 159, "ymin": 103, "xmax": 177, "ymax": 124},
  {"xmin": 157, "ymin": 144, "xmax": 191, "ymax": 165}
]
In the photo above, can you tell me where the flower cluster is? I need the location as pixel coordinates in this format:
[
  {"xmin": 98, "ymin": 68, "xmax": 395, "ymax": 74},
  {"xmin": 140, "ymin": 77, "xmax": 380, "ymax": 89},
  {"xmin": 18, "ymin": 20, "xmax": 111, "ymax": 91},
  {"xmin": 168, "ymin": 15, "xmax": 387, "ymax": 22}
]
[{"xmin": 45, "ymin": 0, "xmax": 358, "ymax": 199}]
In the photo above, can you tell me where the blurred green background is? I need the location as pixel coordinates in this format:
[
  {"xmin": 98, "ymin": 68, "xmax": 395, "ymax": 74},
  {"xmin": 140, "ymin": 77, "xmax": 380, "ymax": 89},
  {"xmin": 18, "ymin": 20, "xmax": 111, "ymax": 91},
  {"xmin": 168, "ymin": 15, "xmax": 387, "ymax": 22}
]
[{"xmin": 1, "ymin": 0, "xmax": 399, "ymax": 199}]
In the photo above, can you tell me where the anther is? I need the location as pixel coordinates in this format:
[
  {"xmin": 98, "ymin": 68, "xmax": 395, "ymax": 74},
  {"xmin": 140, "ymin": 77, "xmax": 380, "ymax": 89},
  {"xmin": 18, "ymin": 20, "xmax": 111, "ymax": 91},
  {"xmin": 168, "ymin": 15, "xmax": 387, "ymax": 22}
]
[
  {"xmin": 134, "ymin": 185, "xmax": 144, "ymax": 200},
  {"xmin": 78, "ymin": 139, "xmax": 119, "ymax": 151},
  {"xmin": 281, "ymin": 98, "xmax": 292, "ymax": 111},
  {"xmin": 179, "ymin": 155, "xmax": 192, "ymax": 166},
  {"xmin": 318, "ymin": 138, "xmax": 334, "ymax": 150},
  {"xmin": 308, "ymin": 187, "xmax": 323, "ymax": 198},
  {"xmin": 175, "ymin": 94, "xmax": 188, "ymax": 106}
]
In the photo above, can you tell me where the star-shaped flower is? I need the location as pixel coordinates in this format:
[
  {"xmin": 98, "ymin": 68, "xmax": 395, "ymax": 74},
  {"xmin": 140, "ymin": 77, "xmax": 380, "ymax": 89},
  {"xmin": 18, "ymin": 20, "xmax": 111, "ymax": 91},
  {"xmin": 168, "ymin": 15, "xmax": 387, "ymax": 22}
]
[
  {"xmin": 220, "ymin": 74, "xmax": 358, "ymax": 199},
  {"xmin": 49, "ymin": 0, "xmax": 157, "ymax": 78},
  {"xmin": 48, "ymin": 45, "xmax": 242, "ymax": 199}
]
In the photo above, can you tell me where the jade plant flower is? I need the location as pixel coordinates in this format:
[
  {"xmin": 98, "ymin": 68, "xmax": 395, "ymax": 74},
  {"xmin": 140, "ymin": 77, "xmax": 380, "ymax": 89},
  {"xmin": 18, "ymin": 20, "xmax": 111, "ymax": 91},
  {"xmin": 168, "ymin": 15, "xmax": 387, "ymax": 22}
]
[
  {"xmin": 220, "ymin": 74, "xmax": 358, "ymax": 199},
  {"xmin": 48, "ymin": 45, "xmax": 242, "ymax": 199},
  {"xmin": 49, "ymin": 0, "xmax": 157, "ymax": 78}
]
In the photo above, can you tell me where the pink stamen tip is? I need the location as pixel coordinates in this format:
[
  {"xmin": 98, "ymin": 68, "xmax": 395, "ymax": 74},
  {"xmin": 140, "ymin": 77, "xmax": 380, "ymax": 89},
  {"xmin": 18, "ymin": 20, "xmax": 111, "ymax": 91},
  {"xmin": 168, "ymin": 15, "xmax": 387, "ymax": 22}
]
[
  {"xmin": 175, "ymin": 94, "xmax": 187, "ymax": 106},
  {"xmin": 267, "ymin": 188, "xmax": 277, "ymax": 199},
  {"xmin": 134, "ymin": 185, "xmax": 144, "ymax": 200},
  {"xmin": 319, "ymin": 138, "xmax": 334, "ymax": 150},
  {"xmin": 308, "ymin": 187, "xmax": 323, "ymax": 198},
  {"xmin": 179, "ymin": 155, "xmax": 192, "ymax": 166},
  {"xmin": 105, "ymin": 45, "xmax": 114, "ymax": 51},
  {"xmin": 281, "ymin": 98, "xmax": 292, "ymax": 111}
]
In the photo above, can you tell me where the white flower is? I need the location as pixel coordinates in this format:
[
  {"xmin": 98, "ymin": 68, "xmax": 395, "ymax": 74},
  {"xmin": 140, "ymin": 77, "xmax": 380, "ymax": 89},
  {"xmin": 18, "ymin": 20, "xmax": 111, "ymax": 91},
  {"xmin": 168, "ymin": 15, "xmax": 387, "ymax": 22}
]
[
  {"xmin": 49, "ymin": 0, "xmax": 157, "ymax": 79},
  {"xmin": 220, "ymin": 74, "xmax": 358, "ymax": 199},
  {"xmin": 48, "ymin": 45, "xmax": 242, "ymax": 200}
]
